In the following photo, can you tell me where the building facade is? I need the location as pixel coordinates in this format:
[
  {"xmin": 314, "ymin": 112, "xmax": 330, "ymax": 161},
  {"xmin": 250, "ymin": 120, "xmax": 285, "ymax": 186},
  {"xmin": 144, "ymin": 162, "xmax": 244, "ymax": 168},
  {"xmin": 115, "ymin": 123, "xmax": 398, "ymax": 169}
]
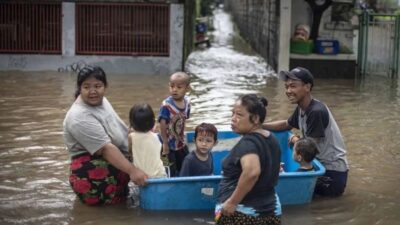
[{"xmin": 0, "ymin": 0, "xmax": 186, "ymax": 75}]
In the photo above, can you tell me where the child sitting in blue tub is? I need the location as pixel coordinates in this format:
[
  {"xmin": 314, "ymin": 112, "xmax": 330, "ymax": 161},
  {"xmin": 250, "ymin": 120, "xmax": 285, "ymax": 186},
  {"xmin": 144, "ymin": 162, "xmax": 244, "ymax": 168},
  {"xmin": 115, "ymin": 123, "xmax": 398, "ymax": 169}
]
[
  {"xmin": 179, "ymin": 123, "xmax": 218, "ymax": 177},
  {"xmin": 293, "ymin": 137, "xmax": 319, "ymax": 172}
]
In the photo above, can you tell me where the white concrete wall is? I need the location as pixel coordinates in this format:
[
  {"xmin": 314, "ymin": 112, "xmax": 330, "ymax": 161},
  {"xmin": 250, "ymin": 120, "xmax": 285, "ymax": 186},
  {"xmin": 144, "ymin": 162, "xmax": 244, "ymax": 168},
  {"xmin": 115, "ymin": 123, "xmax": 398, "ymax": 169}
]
[
  {"xmin": 318, "ymin": 7, "xmax": 354, "ymax": 53},
  {"xmin": 278, "ymin": 0, "xmax": 291, "ymax": 72},
  {"xmin": 62, "ymin": 2, "xmax": 75, "ymax": 56},
  {"xmin": 0, "ymin": 2, "xmax": 184, "ymax": 75},
  {"xmin": 169, "ymin": 4, "xmax": 184, "ymax": 73}
]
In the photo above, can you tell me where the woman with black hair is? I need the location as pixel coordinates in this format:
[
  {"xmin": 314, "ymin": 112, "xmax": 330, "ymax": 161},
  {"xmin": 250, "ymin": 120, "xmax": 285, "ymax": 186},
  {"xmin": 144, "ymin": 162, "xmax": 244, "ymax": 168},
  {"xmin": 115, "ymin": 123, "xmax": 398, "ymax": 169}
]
[
  {"xmin": 63, "ymin": 66, "xmax": 148, "ymax": 205},
  {"xmin": 216, "ymin": 94, "xmax": 282, "ymax": 225}
]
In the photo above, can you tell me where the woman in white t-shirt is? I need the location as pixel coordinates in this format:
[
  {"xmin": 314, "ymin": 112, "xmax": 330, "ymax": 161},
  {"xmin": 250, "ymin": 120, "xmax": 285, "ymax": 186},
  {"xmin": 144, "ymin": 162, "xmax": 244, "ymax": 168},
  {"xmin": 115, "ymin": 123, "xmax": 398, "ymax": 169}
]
[{"xmin": 63, "ymin": 66, "xmax": 148, "ymax": 205}]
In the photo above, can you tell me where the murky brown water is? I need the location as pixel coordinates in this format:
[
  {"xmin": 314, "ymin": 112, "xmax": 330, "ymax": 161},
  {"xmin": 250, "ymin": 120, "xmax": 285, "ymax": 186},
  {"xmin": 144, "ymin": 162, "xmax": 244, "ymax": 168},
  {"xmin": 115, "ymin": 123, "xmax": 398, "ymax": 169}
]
[{"xmin": 1, "ymin": 8, "xmax": 400, "ymax": 225}]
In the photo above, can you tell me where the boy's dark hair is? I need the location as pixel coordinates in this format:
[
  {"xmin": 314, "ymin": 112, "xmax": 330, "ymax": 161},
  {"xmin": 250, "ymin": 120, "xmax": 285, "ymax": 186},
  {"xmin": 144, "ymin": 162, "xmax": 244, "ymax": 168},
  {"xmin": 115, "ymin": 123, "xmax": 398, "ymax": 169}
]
[
  {"xmin": 294, "ymin": 138, "xmax": 319, "ymax": 163},
  {"xmin": 194, "ymin": 123, "xmax": 218, "ymax": 142},
  {"xmin": 129, "ymin": 103, "xmax": 155, "ymax": 132},
  {"xmin": 239, "ymin": 94, "xmax": 268, "ymax": 124}
]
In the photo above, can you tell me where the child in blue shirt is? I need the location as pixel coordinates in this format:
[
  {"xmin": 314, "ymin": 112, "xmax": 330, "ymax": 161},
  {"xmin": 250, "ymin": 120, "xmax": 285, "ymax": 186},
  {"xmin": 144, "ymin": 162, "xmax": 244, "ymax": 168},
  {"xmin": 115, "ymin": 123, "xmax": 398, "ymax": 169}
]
[
  {"xmin": 158, "ymin": 72, "xmax": 191, "ymax": 176},
  {"xmin": 180, "ymin": 123, "xmax": 218, "ymax": 177}
]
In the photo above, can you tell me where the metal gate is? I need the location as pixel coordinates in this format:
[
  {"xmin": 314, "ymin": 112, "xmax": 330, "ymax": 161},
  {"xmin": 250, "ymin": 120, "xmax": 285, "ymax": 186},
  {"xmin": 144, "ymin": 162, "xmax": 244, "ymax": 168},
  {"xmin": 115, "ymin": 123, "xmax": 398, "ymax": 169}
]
[
  {"xmin": 0, "ymin": 2, "xmax": 62, "ymax": 54},
  {"xmin": 358, "ymin": 11, "xmax": 400, "ymax": 78},
  {"xmin": 75, "ymin": 3, "xmax": 170, "ymax": 56}
]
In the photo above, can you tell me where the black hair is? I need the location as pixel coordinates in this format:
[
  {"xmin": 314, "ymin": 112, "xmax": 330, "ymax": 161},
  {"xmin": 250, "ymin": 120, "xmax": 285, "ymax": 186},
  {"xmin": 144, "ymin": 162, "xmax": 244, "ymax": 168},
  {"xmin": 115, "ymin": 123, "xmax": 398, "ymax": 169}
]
[
  {"xmin": 194, "ymin": 123, "xmax": 218, "ymax": 142},
  {"xmin": 238, "ymin": 94, "xmax": 268, "ymax": 124},
  {"xmin": 75, "ymin": 66, "xmax": 107, "ymax": 99},
  {"xmin": 294, "ymin": 138, "xmax": 320, "ymax": 163},
  {"xmin": 129, "ymin": 103, "xmax": 155, "ymax": 132}
]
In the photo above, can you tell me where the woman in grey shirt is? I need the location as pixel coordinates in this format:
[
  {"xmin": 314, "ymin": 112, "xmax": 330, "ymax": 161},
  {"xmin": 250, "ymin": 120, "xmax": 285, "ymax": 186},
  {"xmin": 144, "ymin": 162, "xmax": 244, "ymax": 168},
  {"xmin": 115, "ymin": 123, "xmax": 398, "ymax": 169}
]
[{"xmin": 63, "ymin": 66, "xmax": 147, "ymax": 205}]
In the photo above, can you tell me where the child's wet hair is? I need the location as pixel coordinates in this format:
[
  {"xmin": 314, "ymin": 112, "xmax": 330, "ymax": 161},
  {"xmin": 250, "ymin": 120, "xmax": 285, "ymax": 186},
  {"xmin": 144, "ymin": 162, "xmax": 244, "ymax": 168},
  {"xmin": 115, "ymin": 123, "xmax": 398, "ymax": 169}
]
[
  {"xmin": 129, "ymin": 103, "xmax": 155, "ymax": 132},
  {"xmin": 194, "ymin": 123, "xmax": 218, "ymax": 142},
  {"xmin": 294, "ymin": 138, "xmax": 319, "ymax": 163},
  {"xmin": 238, "ymin": 94, "xmax": 268, "ymax": 124},
  {"xmin": 75, "ymin": 66, "xmax": 107, "ymax": 98}
]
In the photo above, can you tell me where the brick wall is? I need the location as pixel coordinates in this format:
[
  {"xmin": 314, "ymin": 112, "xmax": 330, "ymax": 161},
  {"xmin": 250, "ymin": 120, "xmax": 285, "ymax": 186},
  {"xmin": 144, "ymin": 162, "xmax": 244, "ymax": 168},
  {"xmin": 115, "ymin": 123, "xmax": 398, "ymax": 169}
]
[{"xmin": 225, "ymin": 0, "xmax": 279, "ymax": 70}]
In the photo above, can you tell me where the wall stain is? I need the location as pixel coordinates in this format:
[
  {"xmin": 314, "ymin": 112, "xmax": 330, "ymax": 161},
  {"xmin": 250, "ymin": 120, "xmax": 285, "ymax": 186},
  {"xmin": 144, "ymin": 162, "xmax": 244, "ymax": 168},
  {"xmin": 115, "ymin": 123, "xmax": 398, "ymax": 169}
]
[{"xmin": 8, "ymin": 56, "xmax": 27, "ymax": 69}]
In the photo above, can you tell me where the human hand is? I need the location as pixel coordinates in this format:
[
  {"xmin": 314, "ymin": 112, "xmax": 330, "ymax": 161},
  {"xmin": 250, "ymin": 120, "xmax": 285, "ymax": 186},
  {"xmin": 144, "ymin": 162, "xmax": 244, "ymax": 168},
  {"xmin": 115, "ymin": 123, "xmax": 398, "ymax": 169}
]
[
  {"xmin": 221, "ymin": 199, "xmax": 237, "ymax": 216},
  {"xmin": 289, "ymin": 134, "xmax": 299, "ymax": 145},
  {"xmin": 129, "ymin": 167, "xmax": 148, "ymax": 186},
  {"xmin": 128, "ymin": 126, "xmax": 134, "ymax": 134},
  {"xmin": 279, "ymin": 162, "xmax": 285, "ymax": 173},
  {"xmin": 161, "ymin": 143, "xmax": 169, "ymax": 156}
]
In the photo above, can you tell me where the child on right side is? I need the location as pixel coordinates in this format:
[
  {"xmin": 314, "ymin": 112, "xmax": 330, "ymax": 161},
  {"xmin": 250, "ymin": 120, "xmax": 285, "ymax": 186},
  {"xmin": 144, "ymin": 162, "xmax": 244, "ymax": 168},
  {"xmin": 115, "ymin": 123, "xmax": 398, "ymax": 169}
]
[
  {"xmin": 179, "ymin": 123, "xmax": 218, "ymax": 177},
  {"xmin": 293, "ymin": 137, "xmax": 319, "ymax": 172}
]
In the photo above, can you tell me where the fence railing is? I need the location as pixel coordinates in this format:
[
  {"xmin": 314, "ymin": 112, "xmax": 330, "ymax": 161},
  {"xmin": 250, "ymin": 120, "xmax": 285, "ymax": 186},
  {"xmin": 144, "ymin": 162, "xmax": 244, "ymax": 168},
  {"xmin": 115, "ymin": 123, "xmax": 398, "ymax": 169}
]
[
  {"xmin": 0, "ymin": 2, "xmax": 62, "ymax": 54},
  {"xmin": 76, "ymin": 3, "xmax": 170, "ymax": 56},
  {"xmin": 358, "ymin": 11, "xmax": 400, "ymax": 78}
]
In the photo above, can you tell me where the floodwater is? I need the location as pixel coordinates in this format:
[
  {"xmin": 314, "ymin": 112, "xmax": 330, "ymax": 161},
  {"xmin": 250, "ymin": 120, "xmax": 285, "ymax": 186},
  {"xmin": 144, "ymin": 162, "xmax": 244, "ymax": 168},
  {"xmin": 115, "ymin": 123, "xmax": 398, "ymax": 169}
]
[{"xmin": 1, "ymin": 8, "xmax": 400, "ymax": 225}]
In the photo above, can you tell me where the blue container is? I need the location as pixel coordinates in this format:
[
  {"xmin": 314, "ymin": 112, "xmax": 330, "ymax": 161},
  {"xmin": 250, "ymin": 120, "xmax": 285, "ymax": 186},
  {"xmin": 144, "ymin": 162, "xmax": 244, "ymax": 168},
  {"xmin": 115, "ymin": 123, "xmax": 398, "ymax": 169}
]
[
  {"xmin": 315, "ymin": 39, "xmax": 339, "ymax": 55},
  {"xmin": 139, "ymin": 130, "xmax": 325, "ymax": 210},
  {"xmin": 139, "ymin": 175, "xmax": 221, "ymax": 210},
  {"xmin": 196, "ymin": 22, "xmax": 207, "ymax": 33},
  {"xmin": 273, "ymin": 131, "xmax": 325, "ymax": 205}
]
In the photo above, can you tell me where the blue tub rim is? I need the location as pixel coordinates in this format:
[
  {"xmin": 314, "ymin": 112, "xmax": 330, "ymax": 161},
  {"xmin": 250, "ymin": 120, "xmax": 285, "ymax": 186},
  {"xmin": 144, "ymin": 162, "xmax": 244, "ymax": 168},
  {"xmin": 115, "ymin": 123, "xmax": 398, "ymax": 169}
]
[{"xmin": 144, "ymin": 159, "xmax": 325, "ymax": 184}]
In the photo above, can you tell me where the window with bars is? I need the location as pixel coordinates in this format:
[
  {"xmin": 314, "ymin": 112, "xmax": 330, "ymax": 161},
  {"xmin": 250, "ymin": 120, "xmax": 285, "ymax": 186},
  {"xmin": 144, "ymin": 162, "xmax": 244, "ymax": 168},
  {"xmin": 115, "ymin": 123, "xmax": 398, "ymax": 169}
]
[
  {"xmin": 0, "ymin": 2, "xmax": 62, "ymax": 54},
  {"xmin": 76, "ymin": 3, "xmax": 170, "ymax": 56}
]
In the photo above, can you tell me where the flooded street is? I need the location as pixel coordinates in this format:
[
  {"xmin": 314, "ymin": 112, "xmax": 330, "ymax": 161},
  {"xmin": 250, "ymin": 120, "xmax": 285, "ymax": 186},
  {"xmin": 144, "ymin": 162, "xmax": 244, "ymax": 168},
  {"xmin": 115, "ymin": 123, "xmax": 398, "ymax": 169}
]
[{"xmin": 1, "ymin": 8, "xmax": 400, "ymax": 225}]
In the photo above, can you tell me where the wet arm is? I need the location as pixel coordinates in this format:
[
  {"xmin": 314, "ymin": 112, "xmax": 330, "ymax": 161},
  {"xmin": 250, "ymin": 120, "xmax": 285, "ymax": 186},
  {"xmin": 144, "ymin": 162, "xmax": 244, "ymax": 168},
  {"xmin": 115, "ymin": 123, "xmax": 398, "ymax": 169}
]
[
  {"xmin": 222, "ymin": 154, "xmax": 260, "ymax": 215},
  {"xmin": 159, "ymin": 119, "xmax": 169, "ymax": 155},
  {"xmin": 97, "ymin": 143, "xmax": 148, "ymax": 186},
  {"xmin": 262, "ymin": 120, "xmax": 292, "ymax": 131},
  {"xmin": 125, "ymin": 132, "xmax": 134, "ymax": 162},
  {"xmin": 128, "ymin": 133, "xmax": 133, "ymax": 154}
]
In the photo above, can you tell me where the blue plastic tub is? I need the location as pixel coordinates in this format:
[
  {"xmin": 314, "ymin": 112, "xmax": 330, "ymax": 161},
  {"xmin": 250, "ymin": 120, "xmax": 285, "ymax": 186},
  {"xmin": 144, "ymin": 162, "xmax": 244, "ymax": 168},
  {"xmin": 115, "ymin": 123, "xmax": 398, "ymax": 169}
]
[{"xmin": 139, "ymin": 130, "xmax": 325, "ymax": 210}]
